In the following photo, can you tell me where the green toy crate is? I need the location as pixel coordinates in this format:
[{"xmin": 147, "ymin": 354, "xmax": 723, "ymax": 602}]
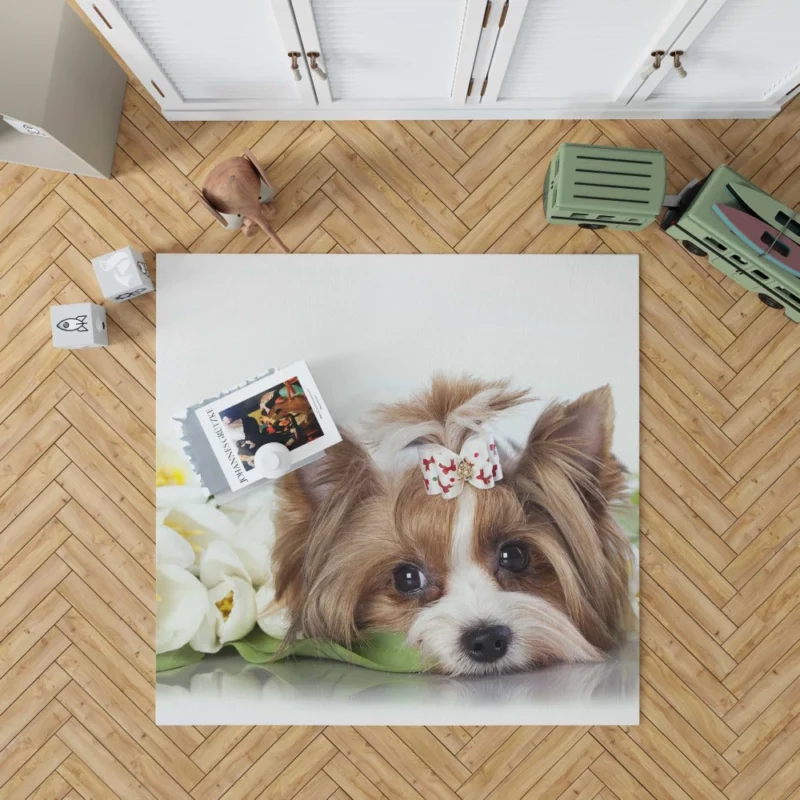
[
  {"xmin": 543, "ymin": 143, "xmax": 667, "ymax": 231},
  {"xmin": 661, "ymin": 165, "xmax": 800, "ymax": 323}
]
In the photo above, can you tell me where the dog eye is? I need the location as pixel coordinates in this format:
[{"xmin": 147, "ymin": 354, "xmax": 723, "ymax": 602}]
[
  {"xmin": 392, "ymin": 564, "xmax": 427, "ymax": 594},
  {"xmin": 498, "ymin": 543, "xmax": 529, "ymax": 572}
]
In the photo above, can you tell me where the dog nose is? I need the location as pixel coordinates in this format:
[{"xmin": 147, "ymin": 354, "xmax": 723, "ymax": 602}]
[{"xmin": 461, "ymin": 625, "xmax": 511, "ymax": 663}]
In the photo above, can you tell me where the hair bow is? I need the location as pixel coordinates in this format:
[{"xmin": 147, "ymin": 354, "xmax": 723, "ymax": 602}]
[{"xmin": 419, "ymin": 434, "xmax": 503, "ymax": 499}]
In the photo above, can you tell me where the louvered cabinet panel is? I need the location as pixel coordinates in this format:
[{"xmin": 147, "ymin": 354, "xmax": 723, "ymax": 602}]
[
  {"xmin": 80, "ymin": 0, "xmax": 312, "ymax": 106},
  {"xmin": 295, "ymin": 0, "xmax": 471, "ymax": 102},
  {"xmin": 117, "ymin": 0, "xmax": 296, "ymax": 100},
  {"xmin": 496, "ymin": 0, "xmax": 682, "ymax": 102},
  {"xmin": 648, "ymin": 0, "xmax": 800, "ymax": 103}
]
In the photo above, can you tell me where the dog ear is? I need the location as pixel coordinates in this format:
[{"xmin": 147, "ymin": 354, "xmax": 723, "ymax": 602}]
[
  {"xmin": 272, "ymin": 432, "xmax": 386, "ymax": 645},
  {"xmin": 514, "ymin": 387, "xmax": 631, "ymax": 644},
  {"xmin": 287, "ymin": 431, "xmax": 381, "ymax": 512},
  {"xmin": 516, "ymin": 386, "xmax": 624, "ymax": 503}
]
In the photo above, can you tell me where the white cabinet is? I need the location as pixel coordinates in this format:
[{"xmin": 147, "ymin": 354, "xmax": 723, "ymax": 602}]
[
  {"xmin": 77, "ymin": 0, "xmax": 800, "ymax": 119},
  {"xmin": 476, "ymin": 0, "xmax": 800, "ymax": 116},
  {"xmin": 482, "ymin": 0, "xmax": 696, "ymax": 106},
  {"xmin": 288, "ymin": 0, "xmax": 485, "ymax": 108},
  {"xmin": 631, "ymin": 0, "xmax": 800, "ymax": 110},
  {"xmin": 79, "ymin": 0, "xmax": 316, "ymax": 110}
]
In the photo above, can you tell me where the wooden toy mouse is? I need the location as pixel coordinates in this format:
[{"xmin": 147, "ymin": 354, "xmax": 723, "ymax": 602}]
[{"xmin": 197, "ymin": 149, "xmax": 289, "ymax": 253}]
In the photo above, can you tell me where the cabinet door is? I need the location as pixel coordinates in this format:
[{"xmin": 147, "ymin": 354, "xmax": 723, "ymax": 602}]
[
  {"xmin": 632, "ymin": 0, "xmax": 800, "ymax": 109},
  {"xmin": 79, "ymin": 0, "xmax": 316, "ymax": 110},
  {"xmin": 288, "ymin": 0, "xmax": 485, "ymax": 107},
  {"xmin": 480, "ymin": 0, "xmax": 705, "ymax": 109}
]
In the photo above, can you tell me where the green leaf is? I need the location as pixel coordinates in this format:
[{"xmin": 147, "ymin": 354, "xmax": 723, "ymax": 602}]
[
  {"xmin": 156, "ymin": 644, "xmax": 206, "ymax": 673},
  {"xmin": 156, "ymin": 630, "xmax": 423, "ymax": 674}
]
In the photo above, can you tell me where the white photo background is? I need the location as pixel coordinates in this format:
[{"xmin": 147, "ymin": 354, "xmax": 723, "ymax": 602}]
[{"xmin": 155, "ymin": 254, "xmax": 640, "ymax": 725}]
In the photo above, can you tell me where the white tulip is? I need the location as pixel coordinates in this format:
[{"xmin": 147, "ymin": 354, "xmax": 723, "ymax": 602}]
[
  {"xmin": 156, "ymin": 440, "xmax": 198, "ymax": 485},
  {"xmin": 156, "ymin": 565, "xmax": 208, "ymax": 654},
  {"xmin": 191, "ymin": 577, "xmax": 257, "ymax": 653},
  {"xmin": 157, "ymin": 502, "xmax": 237, "ymax": 574},
  {"xmin": 223, "ymin": 481, "xmax": 278, "ymax": 544},
  {"xmin": 156, "ymin": 484, "xmax": 208, "ymax": 509},
  {"xmin": 157, "ymin": 523, "xmax": 195, "ymax": 569},
  {"xmin": 232, "ymin": 537, "xmax": 272, "ymax": 587},
  {"xmin": 224, "ymin": 482, "xmax": 279, "ymax": 587},
  {"xmin": 199, "ymin": 540, "xmax": 249, "ymax": 587},
  {"xmin": 255, "ymin": 584, "xmax": 292, "ymax": 639}
]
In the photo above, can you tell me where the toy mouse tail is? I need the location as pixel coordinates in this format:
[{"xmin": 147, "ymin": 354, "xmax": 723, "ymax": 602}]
[{"xmin": 254, "ymin": 209, "xmax": 290, "ymax": 253}]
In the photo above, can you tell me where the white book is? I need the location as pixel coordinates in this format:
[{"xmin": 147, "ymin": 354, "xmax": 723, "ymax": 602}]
[{"xmin": 176, "ymin": 360, "xmax": 342, "ymax": 502}]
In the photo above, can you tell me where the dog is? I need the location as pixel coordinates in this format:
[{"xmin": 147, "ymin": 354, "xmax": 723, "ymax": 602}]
[{"xmin": 271, "ymin": 375, "xmax": 633, "ymax": 675}]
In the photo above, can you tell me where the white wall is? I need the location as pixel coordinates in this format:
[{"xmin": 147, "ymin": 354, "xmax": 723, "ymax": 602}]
[{"xmin": 157, "ymin": 254, "xmax": 639, "ymax": 472}]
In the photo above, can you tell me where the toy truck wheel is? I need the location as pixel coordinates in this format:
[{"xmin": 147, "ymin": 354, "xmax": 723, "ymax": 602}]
[
  {"xmin": 682, "ymin": 240, "xmax": 708, "ymax": 257},
  {"xmin": 758, "ymin": 293, "xmax": 784, "ymax": 310},
  {"xmin": 578, "ymin": 223, "xmax": 606, "ymax": 230}
]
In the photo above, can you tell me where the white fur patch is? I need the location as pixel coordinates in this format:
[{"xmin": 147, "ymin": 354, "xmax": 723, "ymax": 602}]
[
  {"xmin": 407, "ymin": 487, "xmax": 602, "ymax": 675},
  {"xmin": 450, "ymin": 485, "xmax": 477, "ymax": 569}
]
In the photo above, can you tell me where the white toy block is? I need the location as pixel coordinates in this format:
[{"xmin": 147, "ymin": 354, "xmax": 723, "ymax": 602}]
[
  {"xmin": 92, "ymin": 246, "xmax": 154, "ymax": 302},
  {"xmin": 50, "ymin": 303, "xmax": 107, "ymax": 349}
]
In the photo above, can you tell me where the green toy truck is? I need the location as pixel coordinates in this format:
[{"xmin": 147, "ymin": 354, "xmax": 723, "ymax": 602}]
[
  {"xmin": 544, "ymin": 143, "xmax": 800, "ymax": 322},
  {"xmin": 543, "ymin": 143, "xmax": 666, "ymax": 232},
  {"xmin": 660, "ymin": 165, "xmax": 800, "ymax": 322}
]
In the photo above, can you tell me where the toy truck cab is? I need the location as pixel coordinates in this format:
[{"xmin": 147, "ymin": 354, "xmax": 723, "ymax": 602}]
[{"xmin": 660, "ymin": 165, "xmax": 800, "ymax": 322}]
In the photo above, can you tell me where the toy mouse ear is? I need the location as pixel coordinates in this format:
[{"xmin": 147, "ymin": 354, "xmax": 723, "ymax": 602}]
[
  {"xmin": 195, "ymin": 189, "xmax": 228, "ymax": 227},
  {"xmin": 243, "ymin": 149, "xmax": 273, "ymax": 191}
]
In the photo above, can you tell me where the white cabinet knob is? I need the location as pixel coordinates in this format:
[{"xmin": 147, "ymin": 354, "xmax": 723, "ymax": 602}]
[
  {"xmin": 670, "ymin": 50, "xmax": 687, "ymax": 79},
  {"xmin": 288, "ymin": 52, "xmax": 302, "ymax": 81},
  {"xmin": 640, "ymin": 50, "xmax": 664, "ymax": 81},
  {"xmin": 307, "ymin": 52, "xmax": 327, "ymax": 81}
]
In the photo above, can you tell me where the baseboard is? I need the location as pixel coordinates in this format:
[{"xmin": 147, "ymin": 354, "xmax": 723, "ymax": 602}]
[{"xmin": 162, "ymin": 104, "xmax": 781, "ymax": 122}]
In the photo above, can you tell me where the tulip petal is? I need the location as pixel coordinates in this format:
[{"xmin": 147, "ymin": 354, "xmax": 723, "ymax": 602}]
[
  {"xmin": 227, "ymin": 483, "xmax": 278, "ymax": 545},
  {"xmin": 157, "ymin": 524, "xmax": 195, "ymax": 569},
  {"xmin": 234, "ymin": 539, "xmax": 272, "ymax": 588},
  {"xmin": 156, "ymin": 485, "xmax": 208, "ymax": 509},
  {"xmin": 256, "ymin": 584, "xmax": 292, "ymax": 639},
  {"xmin": 213, "ymin": 578, "xmax": 257, "ymax": 644},
  {"xmin": 199, "ymin": 540, "xmax": 249, "ymax": 587},
  {"xmin": 190, "ymin": 607, "xmax": 223, "ymax": 654},
  {"xmin": 156, "ymin": 565, "xmax": 207, "ymax": 654},
  {"xmin": 156, "ymin": 441, "xmax": 197, "ymax": 486},
  {"xmin": 173, "ymin": 503, "xmax": 237, "ymax": 539},
  {"xmin": 191, "ymin": 577, "xmax": 258, "ymax": 652}
]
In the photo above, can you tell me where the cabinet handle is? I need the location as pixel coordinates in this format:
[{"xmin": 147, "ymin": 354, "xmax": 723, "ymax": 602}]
[
  {"xmin": 92, "ymin": 4, "xmax": 113, "ymax": 29},
  {"xmin": 670, "ymin": 50, "xmax": 687, "ymax": 79},
  {"xmin": 640, "ymin": 50, "xmax": 664, "ymax": 81},
  {"xmin": 288, "ymin": 52, "xmax": 302, "ymax": 81},
  {"xmin": 307, "ymin": 52, "xmax": 327, "ymax": 81}
]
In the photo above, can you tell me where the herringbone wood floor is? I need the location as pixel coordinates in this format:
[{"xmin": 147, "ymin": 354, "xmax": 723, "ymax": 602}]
[{"xmin": 3, "ymin": 26, "xmax": 800, "ymax": 799}]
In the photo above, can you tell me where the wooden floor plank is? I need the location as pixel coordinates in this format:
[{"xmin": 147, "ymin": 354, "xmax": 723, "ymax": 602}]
[
  {"xmin": 641, "ymin": 500, "xmax": 736, "ymax": 608},
  {"xmin": 56, "ymin": 570, "xmax": 154, "ymax": 681},
  {"xmin": 454, "ymin": 119, "xmax": 575, "ymax": 230},
  {"xmin": 400, "ymin": 121, "xmax": 469, "ymax": 175},
  {"xmin": 321, "ymin": 173, "xmax": 416, "ymax": 253},
  {"xmin": 122, "ymin": 86, "xmax": 202, "ymax": 176},
  {"xmin": 327, "ymin": 124, "xmax": 465, "ymax": 248}
]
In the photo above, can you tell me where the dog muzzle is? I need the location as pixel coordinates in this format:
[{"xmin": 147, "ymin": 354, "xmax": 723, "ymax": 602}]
[{"xmin": 418, "ymin": 434, "xmax": 503, "ymax": 499}]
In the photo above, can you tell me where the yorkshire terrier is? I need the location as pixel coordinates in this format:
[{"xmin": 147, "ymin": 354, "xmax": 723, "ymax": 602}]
[{"xmin": 271, "ymin": 376, "xmax": 633, "ymax": 675}]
